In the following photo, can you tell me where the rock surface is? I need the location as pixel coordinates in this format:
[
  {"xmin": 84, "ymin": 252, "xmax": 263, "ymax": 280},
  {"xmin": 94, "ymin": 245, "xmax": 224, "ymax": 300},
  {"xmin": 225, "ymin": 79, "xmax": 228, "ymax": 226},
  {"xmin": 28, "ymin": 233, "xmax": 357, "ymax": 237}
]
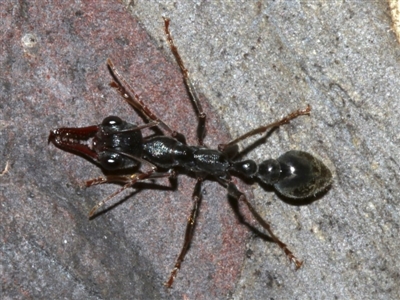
[{"xmin": 1, "ymin": 1, "xmax": 399, "ymax": 299}]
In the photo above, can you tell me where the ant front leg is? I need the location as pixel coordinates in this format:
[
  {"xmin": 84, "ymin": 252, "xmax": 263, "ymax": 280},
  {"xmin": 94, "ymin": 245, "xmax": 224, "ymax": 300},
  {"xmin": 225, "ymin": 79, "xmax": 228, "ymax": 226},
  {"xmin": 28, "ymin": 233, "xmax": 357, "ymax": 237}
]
[
  {"xmin": 226, "ymin": 180, "xmax": 303, "ymax": 269},
  {"xmin": 163, "ymin": 18, "xmax": 207, "ymax": 146},
  {"xmin": 165, "ymin": 178, "xmax": 203, "ymax": 288},
  {"xmin": 106, "ymin": 59, "xmax": 187, "ymax": 144},
  {"xmin": 218, "ymin": 105, "xmax": 311, "ymax": 152},
  {"xmin": 86, "ymin": 169, "xmax": 175, "ymax": 218}
]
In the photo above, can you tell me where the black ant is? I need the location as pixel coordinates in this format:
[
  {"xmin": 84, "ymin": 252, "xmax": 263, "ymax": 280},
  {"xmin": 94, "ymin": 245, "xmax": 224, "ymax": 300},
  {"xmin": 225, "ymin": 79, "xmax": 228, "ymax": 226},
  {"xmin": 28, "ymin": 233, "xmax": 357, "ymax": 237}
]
[{"xmin": 48, "ymin": 18, "xmax": 332, "ymax": 288}]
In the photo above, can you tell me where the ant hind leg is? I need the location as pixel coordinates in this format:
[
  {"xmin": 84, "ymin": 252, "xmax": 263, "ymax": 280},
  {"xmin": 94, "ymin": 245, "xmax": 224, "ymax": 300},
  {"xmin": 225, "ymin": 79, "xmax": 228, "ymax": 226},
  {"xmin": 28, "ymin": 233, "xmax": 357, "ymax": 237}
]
[
  {"xmin": 226, "ymin": 180, "xmax": 303, "ymax": 269},
  {"xmin": 218, "ymin": 105, "xmax": 311, "ymax": 152}
]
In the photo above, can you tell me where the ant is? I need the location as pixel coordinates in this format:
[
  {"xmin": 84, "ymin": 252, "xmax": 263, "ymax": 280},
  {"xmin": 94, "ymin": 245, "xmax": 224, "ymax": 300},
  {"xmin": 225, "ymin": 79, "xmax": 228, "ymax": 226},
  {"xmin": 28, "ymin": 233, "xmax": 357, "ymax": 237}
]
[{"xmin": 48, "ymin": 18, "xmax": 332, "ymax": 288}]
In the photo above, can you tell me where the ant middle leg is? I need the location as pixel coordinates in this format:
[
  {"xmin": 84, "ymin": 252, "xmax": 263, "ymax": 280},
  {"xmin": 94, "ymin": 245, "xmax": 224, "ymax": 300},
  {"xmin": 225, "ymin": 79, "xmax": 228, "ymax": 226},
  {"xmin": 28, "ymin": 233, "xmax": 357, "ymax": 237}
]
[
  {"xmin": 165, "ymin": 177, "xmax": 204, "ymax": 288},
  {"xmin": 226, "ymin": 180, "xmax": 303, "ymax": 269},
  {"xmin": 163, "ymin": 18, "xmax": 207, "ymax": 146},
  {"xmin": 218, "ymin": 105, "xmax": 311, "ymax": 152},
  {"xmin": 107, "ymin": 59, "xmax": 187, "ymax": 144}
]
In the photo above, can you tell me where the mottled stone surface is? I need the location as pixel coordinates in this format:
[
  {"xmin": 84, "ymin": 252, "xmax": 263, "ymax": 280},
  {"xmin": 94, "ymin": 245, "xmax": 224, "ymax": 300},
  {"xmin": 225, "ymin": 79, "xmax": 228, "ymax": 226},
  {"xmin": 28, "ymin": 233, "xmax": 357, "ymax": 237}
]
[
  {"xmin": 1, "ymin": 1, "xmax": 249, "ymax": 299},
  {"xmin": 2, "ymin": 1, "xmax": 400, "ymax": 299}
]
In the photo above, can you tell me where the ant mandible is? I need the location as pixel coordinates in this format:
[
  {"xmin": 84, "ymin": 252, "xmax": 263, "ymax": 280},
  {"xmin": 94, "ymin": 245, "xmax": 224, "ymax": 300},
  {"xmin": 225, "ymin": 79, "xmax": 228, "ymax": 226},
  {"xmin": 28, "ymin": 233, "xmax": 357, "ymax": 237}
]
[{"xmin": 48, "ymin": 18, "xmax": 332, "ymax": 288}]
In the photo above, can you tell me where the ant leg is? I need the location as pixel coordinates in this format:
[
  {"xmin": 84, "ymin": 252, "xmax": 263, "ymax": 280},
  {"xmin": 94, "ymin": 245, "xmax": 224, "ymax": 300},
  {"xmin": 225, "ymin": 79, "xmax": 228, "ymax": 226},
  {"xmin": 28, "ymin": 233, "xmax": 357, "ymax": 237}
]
[
  {"xmin": 86, "ymin": 169, "xmax": 175, "ymax": 218},
  {"xmin": 165, "ymin": 177, "xmax": 203, "ymax": 288},
  {"xmin": 218, "ymin": 105, "xmax": 311, "ymax": 152},
  {"xmin": 85, "ymin": 169, "xmax": 175, "ymax": 187},
  {"xmin": 226, "ymin": 180, "xmax": 303, "ymax": 269},
  {"xmin": 107, "ymin": 59, "xmax": 187, "ymax": 144},
  {"xmin": 163, "ymin": 18, "xmax": 207, "ymax": 146}
]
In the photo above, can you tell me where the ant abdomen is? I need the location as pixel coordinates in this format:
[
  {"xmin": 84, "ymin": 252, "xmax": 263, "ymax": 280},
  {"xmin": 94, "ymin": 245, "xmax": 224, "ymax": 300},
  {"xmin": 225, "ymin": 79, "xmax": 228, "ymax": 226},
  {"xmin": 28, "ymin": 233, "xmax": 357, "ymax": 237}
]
[{"xmin": 258, "ymin": 150, "xmax": 332, "ymax": 199}]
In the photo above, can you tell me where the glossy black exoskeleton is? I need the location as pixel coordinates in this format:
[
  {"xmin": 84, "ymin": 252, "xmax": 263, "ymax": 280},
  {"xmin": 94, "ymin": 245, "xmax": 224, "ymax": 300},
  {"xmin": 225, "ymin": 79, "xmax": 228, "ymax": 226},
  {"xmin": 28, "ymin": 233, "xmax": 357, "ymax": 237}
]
[{"xmin": 48, "ymin": 18, "xmax": 332, "ymax": 288}]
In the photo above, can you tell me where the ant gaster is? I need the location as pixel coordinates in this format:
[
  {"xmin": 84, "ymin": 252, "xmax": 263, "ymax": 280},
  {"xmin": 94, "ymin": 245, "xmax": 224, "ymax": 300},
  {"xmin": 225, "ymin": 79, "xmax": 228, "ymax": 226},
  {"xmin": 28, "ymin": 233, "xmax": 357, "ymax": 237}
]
[{"xmin": 48, "ymin": 18, "xmax": 332, "ymax": 288}]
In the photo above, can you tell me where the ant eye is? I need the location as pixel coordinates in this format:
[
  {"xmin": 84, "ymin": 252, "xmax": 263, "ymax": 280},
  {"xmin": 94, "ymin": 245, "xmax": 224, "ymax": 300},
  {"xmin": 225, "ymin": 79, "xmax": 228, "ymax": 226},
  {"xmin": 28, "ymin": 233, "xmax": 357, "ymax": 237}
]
[
  {"xmin": 99, "ymin": 152, "xmax": 123, "ymax": 170},
  {"xmin": 102, "ymin": 116, "xmax": 123, "ymax": 127}
]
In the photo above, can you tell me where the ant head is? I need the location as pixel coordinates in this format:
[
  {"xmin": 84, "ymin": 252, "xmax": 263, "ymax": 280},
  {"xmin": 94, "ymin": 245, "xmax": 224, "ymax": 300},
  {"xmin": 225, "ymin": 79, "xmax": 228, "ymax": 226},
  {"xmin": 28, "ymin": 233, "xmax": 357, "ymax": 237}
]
[{"xmin": 49, "ymin": 116, "xmax": 144, "ymax": 171}]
